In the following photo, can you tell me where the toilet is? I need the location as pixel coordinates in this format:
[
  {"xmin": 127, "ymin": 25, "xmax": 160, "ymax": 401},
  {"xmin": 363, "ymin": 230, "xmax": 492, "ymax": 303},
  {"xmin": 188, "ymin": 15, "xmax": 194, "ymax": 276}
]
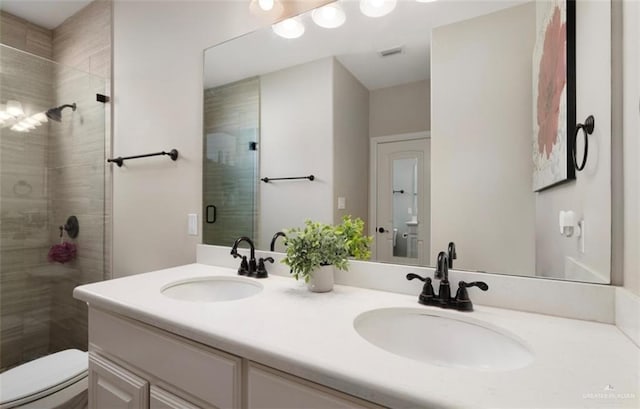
[{"xmin": 0, "ymin": 349, "xmax": 88, "ymax": 409}]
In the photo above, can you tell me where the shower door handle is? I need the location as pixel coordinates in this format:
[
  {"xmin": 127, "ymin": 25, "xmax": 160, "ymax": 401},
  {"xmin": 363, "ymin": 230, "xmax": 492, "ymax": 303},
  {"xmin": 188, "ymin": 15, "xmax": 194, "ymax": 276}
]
[{"xmin": 206, "ymin": 205, "xmax": 217, "ymax": 224}]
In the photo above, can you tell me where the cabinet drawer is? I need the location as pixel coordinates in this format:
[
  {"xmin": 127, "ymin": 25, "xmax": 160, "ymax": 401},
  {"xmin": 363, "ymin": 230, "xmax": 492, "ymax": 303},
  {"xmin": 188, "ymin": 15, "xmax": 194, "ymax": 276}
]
[
  {"xmin": 89, "ymin": 308, "xmax": 240, "ymax": 408},
  {"xmin": 247, "ymin": 362, "xmax": 385, "ymax": 409}
]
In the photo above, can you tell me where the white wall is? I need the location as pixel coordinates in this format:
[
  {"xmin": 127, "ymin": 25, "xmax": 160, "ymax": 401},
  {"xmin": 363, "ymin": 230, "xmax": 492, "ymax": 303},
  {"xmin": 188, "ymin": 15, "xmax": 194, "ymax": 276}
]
[
  {"xmin": 430, "ymin": 3, "xmax": 537, "ymax": 276},
  {"xmin": 369, "ymin": 80, "xmax": 430, "ymax": 138},
  {"xmin": 332, "ymin": 59, "xmax": 370, "ymax": 226},
  {"xmin": 112, "ymin": 0, "xmax": 326, "ymax": 277},
  {"xmin": 623, "ymin": 0, "xmax": 640, "ymax": 295},
  {"xmin": 258, "ymin": 58, "xmax": 334, "ymax": 250},
  {"xmin": 534, "ymin": 1, "xmax": 611, "ymax": 281}
]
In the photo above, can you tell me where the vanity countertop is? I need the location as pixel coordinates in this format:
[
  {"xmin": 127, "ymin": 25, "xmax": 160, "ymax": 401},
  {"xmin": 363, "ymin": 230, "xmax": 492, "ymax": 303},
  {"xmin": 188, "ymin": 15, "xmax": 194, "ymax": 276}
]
[{"xmin": 74, "ymin": 264, "xmax": 639, "ymax": 409}]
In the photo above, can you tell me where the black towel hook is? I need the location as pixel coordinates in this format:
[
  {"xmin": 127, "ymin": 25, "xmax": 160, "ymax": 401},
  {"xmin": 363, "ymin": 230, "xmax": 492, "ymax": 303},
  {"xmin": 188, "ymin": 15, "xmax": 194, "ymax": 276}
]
[{"xmin": 573, "ymin": 115, "xmax": 594, "ymax": 171}]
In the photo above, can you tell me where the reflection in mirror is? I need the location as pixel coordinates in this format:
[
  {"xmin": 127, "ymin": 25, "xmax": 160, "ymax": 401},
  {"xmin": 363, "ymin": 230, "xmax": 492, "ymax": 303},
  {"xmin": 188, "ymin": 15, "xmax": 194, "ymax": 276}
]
[
  {"xmin": 392, "ymin": 158, "xmax": 419, "ymax": 259},
  {"xmin": 203, "ymin": 78, "xmax": 259, "ymax": 246},
  {"xmin": 202, "ymin": 0, "xmax": 611, "ymax": 284},
  {"xmin": 373, "ymin": 136, "xmax": 429, "ymax": 266}
]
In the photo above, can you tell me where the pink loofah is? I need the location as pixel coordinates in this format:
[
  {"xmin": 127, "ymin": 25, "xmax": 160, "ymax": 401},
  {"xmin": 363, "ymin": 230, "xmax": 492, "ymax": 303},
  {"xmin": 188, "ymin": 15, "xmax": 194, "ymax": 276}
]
[{"xmin": 48, "ymin": 242, "xmax": 77, "ymax": 263}]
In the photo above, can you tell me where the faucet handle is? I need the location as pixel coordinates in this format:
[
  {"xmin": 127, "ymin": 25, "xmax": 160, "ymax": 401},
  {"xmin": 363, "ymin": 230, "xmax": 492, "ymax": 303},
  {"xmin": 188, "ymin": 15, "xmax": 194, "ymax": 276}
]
[
  {"xmin": 407, "ymin": 274, "xmax": 436, "ymax": 306},
  {"xmin": 460, "ymin": 281, "xmax": 488, "ymax": 291},
  {"xmin": 237, "ymin": 256, "xmax": 249, "ymax": 276},
  {"xmin": 255, "ymin": 257, "xmax": 274, "ymax": 279},
  {"xmin": 454, "ymin": 281, "xmax": 488, "ymax": 311},
  {"xmin": 406, "ymin": 273, "xmax": 427, "ymax": 282}
]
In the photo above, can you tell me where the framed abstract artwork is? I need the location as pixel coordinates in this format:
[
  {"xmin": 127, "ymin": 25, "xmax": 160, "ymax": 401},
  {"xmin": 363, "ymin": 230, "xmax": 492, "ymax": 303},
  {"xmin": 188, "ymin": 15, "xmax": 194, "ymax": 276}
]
[{"xmin": 532, "ymin": 0, "xmax": 576, "ymax": 192}]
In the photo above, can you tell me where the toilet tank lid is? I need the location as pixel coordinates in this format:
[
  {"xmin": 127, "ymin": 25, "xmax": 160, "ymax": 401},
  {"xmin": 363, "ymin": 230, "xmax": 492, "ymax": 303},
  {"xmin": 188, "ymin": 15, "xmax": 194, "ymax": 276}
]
[{"xmin": 0, "ymin": 349, "xmax": 88, "ymax": 405}]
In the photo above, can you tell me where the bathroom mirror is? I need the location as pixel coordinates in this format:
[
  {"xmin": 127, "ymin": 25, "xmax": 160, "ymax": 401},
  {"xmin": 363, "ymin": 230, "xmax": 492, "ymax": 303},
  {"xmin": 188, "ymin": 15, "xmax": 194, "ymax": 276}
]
[{"xmin": 202, "ymin": 0, "xmax": 611, "ymax": 284}]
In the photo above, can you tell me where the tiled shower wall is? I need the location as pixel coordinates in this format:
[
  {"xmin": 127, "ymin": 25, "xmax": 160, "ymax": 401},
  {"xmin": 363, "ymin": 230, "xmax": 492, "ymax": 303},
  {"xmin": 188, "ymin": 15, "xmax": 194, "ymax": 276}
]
[{"xmin": 0, "ymin": 0, "xmax": 111, "ymax": 370}]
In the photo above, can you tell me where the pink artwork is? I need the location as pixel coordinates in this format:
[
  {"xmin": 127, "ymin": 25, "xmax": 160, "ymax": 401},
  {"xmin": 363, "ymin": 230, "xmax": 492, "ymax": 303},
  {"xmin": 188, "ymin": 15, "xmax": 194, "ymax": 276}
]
[{"xmin": 532, "ymin": 0, "xmax": 573, "ymax": 191}]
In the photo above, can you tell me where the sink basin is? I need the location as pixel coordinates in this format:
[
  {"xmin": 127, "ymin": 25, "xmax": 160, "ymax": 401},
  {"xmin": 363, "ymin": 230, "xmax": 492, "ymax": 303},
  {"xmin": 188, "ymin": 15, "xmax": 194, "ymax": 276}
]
[
  {"xmin": 161, "ymin": 276, "xmax": 263, "ymax": 302},
  {"xmin": 354, "ymin": 308, "xmax": 533, "ymax": 371}
]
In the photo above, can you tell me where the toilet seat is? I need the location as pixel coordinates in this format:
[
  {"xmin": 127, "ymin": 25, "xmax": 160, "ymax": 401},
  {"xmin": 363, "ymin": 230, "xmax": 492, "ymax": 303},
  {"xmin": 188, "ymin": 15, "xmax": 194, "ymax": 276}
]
[{"xmin": 0, "ymin": 349, "xmax": 88, "ymax": 408}]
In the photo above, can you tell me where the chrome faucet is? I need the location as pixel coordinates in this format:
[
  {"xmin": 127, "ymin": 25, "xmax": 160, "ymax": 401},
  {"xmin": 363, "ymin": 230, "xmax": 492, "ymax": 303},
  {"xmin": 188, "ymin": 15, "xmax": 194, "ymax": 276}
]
[
  {"xmin": 231, "ymin": 236, "xmax": 257, "ymax": 276},
  {"xmin": 270, "ymin": 231, "xmax": 286, "ymax": 251}
]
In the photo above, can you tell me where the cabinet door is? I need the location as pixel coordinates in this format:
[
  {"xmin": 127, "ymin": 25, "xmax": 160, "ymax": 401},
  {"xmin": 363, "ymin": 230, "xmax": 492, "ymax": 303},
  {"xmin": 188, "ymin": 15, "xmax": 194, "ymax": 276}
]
[
  {"xmin": 248, "ymin": 363, "xmax": 383, "ymax": 409},
  {"xmin": 150, "ymin": 386, "xmax": 202, "ymax": 409},
  {"xmin": 88, "ymin": 352, "xmax": 149, "ymax": 409}
]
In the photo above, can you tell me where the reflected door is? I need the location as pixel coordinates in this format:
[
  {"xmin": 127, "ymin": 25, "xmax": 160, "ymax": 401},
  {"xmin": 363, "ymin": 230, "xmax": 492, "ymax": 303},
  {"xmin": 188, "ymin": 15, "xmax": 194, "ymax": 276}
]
[
  {"xmin": 202, "ymin": 78, "xmax": 259, "ymax": 246},
  {"xmin": 374, "ymin": 138, "xmax": 430, "ymax": 265}
]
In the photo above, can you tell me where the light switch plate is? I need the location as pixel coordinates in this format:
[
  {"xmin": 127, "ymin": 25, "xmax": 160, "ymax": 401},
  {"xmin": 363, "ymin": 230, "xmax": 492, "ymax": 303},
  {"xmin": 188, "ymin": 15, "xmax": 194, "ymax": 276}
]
[
  {"xmin": 338, "ymin": 197, "xmax": 346, "ymax": 210},
  {"xmin": 188, "ymin": 213, "xmax": 198, "ymax": 236}
]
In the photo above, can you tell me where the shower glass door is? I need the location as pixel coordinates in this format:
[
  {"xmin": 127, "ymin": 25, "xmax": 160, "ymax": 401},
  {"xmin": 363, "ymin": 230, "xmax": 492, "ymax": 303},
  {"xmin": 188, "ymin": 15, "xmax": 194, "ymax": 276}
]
[
  {"xmin": 0, "ymin": 45, "xmax": 106, "ymax": 371},
  {"xmin": 202, "ymin": 77, "xmax": 259, "ymax": 247}
]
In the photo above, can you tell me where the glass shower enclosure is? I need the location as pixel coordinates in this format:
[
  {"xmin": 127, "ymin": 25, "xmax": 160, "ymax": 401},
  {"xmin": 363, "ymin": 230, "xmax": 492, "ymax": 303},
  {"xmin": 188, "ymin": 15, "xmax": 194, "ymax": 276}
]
[
  {"xmin": 0, "ymin": 44, "xmax": 107, "ymax": 371},
  {"xmin": 202, "ymin": 77, "xmax": 260, "ymax": 247}
]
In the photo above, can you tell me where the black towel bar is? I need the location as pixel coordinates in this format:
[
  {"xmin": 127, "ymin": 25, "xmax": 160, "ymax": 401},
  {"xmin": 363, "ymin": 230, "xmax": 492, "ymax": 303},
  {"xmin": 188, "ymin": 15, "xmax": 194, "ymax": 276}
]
[
  {"xmin": 260, "ymin": 175, "xmax": 315, "ymax": 183},
  {"xmin": 107, "ymin": 149, "xmax": 178, "ymax": 167}
]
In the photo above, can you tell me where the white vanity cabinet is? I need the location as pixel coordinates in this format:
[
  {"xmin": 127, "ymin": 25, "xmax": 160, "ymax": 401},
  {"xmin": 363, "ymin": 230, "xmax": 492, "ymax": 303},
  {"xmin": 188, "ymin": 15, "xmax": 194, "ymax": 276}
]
[
  {"xmin": 89, "ymin": 308, "xmax": 240, "ymax": 408},
  {"xmin": 87, "ymin": 308, "xmax": 384, "ymax": 409}
]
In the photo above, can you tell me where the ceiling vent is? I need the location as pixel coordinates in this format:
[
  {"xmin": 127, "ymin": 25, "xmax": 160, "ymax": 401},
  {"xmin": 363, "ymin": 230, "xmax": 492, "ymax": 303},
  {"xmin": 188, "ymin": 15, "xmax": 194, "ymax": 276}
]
[{"xmin": 378, "ymin": 46, "xmax": 404, "ymax": 57}]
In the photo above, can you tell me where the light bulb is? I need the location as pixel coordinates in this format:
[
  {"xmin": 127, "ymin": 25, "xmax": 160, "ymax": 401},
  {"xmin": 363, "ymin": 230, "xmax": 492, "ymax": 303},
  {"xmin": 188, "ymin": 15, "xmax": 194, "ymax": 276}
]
[
  {"xmin": 360, "ymin": 0, "xmax": 397, "ymax": 18},
  {"xmin": 6, "ymin": 100, "xmax": 24, "ymax": 117},
  {"xmin": 258, "ymin": 0, "xmax": 274, "ymax": 11},
  {"xmin": 272, "ymin": 17, "xmax": 305, "ymax": 39},
  {"xmin": 312, "ymin": 3, "xmax": 346, "ymax": 29},
  {"xmin": 249, "ymin": 0, "xmax": 283, "ymax": 17}
]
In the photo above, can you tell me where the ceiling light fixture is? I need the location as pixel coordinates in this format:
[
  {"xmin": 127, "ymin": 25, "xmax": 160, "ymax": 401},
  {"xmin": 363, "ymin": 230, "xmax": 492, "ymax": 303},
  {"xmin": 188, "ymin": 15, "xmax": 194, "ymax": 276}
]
[
  {"xmin": 272, "ymin": 17, "xmax": 305, "ymax": 39},
  {"xmin": 249, "ymin": 0, "xmax": 283, "ymax": 17},
  {"xmin": 416, "ymin": 0, "xmax": 438, "ymax": 3},
  {"xmin": 360, "ymin": 0, "xmax": 397, "ymax": 18},
  {"xmin": 312, "ymin": 3, "xmax": 346, "ymax": 29},
  {"xmin": 258, "ymin": 0, "xmax": 274, "ymax": 10}
]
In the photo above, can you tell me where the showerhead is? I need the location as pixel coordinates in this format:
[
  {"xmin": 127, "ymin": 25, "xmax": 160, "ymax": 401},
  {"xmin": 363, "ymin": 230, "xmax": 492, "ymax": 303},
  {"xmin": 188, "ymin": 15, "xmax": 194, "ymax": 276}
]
[{"xmin": 45, "ymin": 103, "xmax": 76, "ymax": 122}]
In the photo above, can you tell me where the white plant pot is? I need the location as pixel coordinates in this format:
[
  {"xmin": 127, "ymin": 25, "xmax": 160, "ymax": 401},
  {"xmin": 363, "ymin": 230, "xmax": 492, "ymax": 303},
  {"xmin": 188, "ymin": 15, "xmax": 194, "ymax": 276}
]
[{"xmin": 307, "ymin": 265, "xmax": 334, "ymax": 293}]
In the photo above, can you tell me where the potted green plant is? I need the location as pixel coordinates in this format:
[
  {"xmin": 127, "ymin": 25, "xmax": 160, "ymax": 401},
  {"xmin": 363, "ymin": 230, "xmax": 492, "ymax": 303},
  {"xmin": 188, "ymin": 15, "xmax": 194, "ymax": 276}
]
[{"xmin": 282, "ymin": 216, "xmax": 372, "ymax": 292}]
